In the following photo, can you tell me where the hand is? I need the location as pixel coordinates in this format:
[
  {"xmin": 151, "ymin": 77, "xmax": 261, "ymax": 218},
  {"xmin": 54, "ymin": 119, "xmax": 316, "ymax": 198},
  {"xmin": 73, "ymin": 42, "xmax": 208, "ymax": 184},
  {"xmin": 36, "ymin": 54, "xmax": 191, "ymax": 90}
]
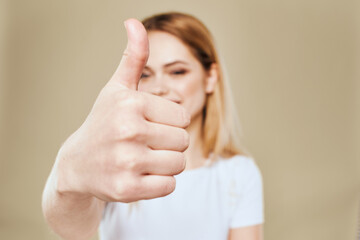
[{"xmin": 55, "ymin": 19, "xmax": 190, "ymax": 203}]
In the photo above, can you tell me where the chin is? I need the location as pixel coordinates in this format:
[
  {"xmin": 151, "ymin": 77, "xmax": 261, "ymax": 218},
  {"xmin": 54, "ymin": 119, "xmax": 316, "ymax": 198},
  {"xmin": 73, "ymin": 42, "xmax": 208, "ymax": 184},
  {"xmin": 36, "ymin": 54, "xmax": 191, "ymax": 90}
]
[{"xmin": 190, "ymin": 108, "xmax": 205, "ymax": 121}]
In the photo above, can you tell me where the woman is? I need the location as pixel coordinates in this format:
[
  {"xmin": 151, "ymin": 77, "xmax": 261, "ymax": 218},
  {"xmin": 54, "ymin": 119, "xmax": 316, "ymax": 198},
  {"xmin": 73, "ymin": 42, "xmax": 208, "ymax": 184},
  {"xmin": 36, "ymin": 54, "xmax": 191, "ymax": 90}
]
[
  {"xmin": 100, "ymin": 12, "xmax": 264, "ymax": 239},
  {"xmin": 42, "ymin": 12, "xmax": 264, "ymax": 240}
]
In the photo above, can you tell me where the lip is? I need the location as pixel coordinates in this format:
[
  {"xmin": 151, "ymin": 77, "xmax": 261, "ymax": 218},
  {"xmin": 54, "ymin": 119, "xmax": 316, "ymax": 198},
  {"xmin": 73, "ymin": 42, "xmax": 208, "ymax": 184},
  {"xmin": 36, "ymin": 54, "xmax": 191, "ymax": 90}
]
[
  {"xmin": 164, "ymin": 97, "xmax": 181, "ymax": 105},
  {"xmin": 171, "ymin": 100, "xmax": 182, "ymax": 105}
]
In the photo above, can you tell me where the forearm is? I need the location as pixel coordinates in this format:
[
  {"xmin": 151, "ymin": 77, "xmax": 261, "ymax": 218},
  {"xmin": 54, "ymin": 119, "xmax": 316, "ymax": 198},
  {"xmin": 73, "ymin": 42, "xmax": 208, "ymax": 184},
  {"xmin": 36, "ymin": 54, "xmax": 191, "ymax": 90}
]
[{"xmin": 42, "ymin": 168, "xmax": 105, "ymax": 240}]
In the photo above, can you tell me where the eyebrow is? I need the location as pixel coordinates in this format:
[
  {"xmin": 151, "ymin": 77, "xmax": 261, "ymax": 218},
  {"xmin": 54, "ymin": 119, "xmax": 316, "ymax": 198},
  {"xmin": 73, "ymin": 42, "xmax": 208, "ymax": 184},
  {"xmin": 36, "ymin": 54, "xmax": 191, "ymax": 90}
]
[
  {"xmin": 163, "ymin": 60, "xmax": 189, "ymax": 67},
  {"xmin": 144, "ymin": 60, "xmax": 189, "ymax": 71}
]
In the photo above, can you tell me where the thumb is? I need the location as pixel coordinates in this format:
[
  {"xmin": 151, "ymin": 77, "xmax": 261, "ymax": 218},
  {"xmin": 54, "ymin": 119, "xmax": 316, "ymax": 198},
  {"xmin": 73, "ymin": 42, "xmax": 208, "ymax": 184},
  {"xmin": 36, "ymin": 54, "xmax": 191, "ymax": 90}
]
[{"xmin": 110, "ymin": 18, "xmax": 149, "ymax": 90}]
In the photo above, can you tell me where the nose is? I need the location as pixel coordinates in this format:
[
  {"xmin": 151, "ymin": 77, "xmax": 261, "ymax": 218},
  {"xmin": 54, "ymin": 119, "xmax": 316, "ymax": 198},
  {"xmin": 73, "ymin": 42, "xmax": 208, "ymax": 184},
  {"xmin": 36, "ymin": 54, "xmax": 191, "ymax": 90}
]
[{"xmin": 149, "ymin": 77, "xmax": 169, "ymax": 96}]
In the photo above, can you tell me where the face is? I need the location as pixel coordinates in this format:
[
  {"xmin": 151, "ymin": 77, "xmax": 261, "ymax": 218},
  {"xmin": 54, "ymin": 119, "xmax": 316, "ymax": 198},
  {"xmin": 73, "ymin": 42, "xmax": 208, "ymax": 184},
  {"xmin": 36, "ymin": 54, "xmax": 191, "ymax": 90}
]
[{"xmin": 138, "ymin": 31, "xmax": 217, "ymax": 121}]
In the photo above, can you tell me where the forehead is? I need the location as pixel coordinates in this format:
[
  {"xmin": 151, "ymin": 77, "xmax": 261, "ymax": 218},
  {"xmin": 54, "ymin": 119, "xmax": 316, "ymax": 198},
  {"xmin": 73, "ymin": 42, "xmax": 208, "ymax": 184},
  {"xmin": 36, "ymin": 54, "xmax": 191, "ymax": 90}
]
[{"xmin": 146, "ymin": 31, "xmax": 198, "ymax": 66}]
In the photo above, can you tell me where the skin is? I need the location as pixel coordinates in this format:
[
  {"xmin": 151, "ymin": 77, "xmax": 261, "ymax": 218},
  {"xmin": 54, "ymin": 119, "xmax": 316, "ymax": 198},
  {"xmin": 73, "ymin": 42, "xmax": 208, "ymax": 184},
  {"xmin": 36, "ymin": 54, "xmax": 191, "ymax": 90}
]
[
  {"xmin": 228, "ymin": 224, "xmax": 264, "ymax": 240},
  {"xmin": 138, "ymin": 31, "xmax": 263, "ymax": 240}
]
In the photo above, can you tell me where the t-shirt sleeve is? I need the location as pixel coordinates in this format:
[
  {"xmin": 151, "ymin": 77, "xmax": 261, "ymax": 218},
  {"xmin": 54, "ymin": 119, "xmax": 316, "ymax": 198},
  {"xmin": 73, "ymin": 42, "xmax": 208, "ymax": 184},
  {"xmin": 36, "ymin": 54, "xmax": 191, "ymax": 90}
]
[{"xmin": 229, "ymin": 156, "xmax": 264, "ymax": 228}]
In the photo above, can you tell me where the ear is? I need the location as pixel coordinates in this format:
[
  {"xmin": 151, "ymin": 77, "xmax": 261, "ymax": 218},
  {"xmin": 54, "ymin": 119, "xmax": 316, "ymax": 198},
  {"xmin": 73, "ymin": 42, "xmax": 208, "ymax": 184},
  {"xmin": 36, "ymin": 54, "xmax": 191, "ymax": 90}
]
[{"xmin": 205, "ymin": 63, "xmax": 218, "ymax": 94}]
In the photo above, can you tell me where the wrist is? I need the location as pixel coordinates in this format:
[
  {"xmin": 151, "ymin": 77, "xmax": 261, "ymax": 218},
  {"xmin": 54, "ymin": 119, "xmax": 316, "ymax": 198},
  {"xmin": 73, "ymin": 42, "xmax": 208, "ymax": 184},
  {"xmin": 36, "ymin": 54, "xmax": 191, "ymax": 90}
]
[{"xmin": 54, "ymin": 144, "xmax": 90, "ymax": 199}]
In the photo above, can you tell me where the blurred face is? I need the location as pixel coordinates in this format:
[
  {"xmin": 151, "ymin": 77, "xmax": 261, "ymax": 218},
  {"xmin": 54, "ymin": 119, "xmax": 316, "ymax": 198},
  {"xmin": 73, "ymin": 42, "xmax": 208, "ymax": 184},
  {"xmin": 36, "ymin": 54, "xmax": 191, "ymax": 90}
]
[{"xmin": 138, "ymin": 31, "xmax": 216, "ymax": 120}]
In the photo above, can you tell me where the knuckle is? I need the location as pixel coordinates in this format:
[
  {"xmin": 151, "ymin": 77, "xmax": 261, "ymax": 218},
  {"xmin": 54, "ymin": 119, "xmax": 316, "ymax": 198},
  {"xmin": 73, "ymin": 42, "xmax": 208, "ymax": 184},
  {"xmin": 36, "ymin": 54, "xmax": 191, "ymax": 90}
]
[
  {"xmin": 122, "ymin": 49, "xmax": 130, "ymax": 59},
  {"xmin": 116, "ymin": 91, "xmax": 145, "ymax": 110},
  {"xmin": 136, "ymin": 52, "xmax": 148, "ymax": 64},
  {"xmin": 116, "ymin": 121, "xmax": 145, "ymax": 141},
  {"xmin": 121, "ymin": 153, "xmax": 139, "ymax": 171},
  {"xmin": 117, "ymin": 123, "xmax": 138, "ymax": 140},
  {"xmin": 115, "ymin": 90, "xmax": 133, "ymax": 103},
  {"xmin": 118, "ymin": 186, "xmax": 136, "ymax": 201},
  {"xmin": 122, "ymin": 48, "xmax": 148, "ymax": 65},
  {"xmin": 111, "ymin": 180, "xmax": 126, "ymax": 200},
  {"xmin": 113, "ymin": 177, "xmax": 140, "ymax": 201}
]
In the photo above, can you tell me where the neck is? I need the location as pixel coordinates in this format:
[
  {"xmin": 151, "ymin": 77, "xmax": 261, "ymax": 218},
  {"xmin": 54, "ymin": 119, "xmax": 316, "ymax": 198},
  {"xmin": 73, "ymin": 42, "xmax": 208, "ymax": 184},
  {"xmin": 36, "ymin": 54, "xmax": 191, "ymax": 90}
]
[{"xmin": 184, "ymin": 112, "xmax": 207, "ymax": 170}]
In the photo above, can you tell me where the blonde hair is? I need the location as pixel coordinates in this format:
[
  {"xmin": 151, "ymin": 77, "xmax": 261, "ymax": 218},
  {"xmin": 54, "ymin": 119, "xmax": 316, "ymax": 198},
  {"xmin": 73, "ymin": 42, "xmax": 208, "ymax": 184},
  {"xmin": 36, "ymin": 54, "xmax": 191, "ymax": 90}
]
[{"xmin": 142, "ymin": 12, "xmax": 251, "ymax": 162}]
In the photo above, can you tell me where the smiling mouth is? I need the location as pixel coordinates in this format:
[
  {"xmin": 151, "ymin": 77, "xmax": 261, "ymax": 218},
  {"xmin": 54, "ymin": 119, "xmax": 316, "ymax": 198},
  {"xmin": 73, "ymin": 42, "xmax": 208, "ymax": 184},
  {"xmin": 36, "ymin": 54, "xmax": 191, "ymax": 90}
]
[{"xmin": 165, "ymin": 97, "xmax": 181, "ymax": 104}]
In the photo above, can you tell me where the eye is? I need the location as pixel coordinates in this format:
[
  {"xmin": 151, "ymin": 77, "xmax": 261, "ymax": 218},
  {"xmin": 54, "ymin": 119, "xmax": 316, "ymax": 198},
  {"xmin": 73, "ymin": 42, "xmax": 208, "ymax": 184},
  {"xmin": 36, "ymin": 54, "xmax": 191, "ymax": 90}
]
[
  {"xmin": 141, "ymin": 73, "xmax": 150, "ymax": 79},
  {"xmin": 171, "ymin": 69, "xmax": 187, "ymax": 76}
]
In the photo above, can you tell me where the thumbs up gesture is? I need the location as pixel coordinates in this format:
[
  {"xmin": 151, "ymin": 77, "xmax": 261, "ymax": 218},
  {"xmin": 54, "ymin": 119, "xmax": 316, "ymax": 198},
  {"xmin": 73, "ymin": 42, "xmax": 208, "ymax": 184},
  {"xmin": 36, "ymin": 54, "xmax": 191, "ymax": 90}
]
[{"xmin": 55, "ymin": 19, "xmax": 190, "ymax": 203}]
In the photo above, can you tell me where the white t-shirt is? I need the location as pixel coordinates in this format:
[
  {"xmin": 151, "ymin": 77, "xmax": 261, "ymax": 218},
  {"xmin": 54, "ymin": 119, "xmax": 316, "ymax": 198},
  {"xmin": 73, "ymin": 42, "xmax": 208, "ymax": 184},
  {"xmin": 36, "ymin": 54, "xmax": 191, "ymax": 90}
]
[{"xmin": 99, "ymin": 155, "xmax": 264, "ymax": 240}]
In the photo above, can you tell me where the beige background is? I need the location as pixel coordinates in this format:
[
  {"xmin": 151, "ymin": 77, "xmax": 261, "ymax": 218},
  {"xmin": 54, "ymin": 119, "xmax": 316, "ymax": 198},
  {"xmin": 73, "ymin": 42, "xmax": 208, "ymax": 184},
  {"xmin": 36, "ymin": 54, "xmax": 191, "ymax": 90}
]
[{"xmin": 1, "ymin": 0, "xmax": 359, "ymax": 239}]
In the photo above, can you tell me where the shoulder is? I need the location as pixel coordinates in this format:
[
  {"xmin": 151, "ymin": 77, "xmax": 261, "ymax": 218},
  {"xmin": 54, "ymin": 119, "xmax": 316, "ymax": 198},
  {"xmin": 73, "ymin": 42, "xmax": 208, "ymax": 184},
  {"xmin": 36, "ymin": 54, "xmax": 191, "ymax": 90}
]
[
  {"xmin": 214, "ymin": 155, "xmax": 263, "ymax": 187},
  {"xmin": 223, "ymin": 155, "xmax": 265, "ymax": 227},
  {"xmin": 217, "ymin": 155, "xmax": 261, "ymax": 174}
]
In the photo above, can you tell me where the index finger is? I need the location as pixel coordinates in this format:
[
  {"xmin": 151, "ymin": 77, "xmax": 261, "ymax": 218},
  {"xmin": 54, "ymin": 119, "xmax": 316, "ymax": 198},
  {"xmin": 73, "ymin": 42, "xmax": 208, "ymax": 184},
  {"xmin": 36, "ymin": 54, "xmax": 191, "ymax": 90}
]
[{"xmin": 142, "ymin": 92, "xmax": 191, "ymax": 128}]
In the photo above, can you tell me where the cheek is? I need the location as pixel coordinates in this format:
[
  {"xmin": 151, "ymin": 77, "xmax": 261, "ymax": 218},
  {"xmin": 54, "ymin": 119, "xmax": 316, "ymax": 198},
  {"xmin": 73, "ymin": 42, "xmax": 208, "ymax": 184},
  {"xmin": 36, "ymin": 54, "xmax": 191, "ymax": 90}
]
[
  {"xmin": 177, "ymin": 75, "xmax": 207, "ymax": 115},
  {"xmin": 137, "ymin": 81, "xmax": 149, "ymax": 92},
  {"xmin": 177, "ymin": 75, "xmax": 203, "ymax": 97}
]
